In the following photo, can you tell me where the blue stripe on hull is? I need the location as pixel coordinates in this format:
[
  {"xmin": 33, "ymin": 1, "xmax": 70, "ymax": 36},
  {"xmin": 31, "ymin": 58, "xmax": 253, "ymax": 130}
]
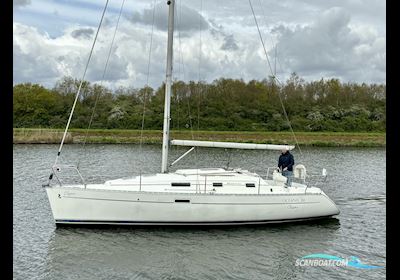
[{"xmin": 55, "ymin": 215, "xmax": 335, "ymax": 226}]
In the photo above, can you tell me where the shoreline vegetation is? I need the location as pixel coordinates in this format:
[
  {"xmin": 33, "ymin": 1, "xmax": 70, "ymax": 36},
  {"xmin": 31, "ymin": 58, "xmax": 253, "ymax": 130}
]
[
  {"xmin": 14, "ymin": 75, "xmax": 385, "ymax": 133},
  {"xmin": 13, "ymin": 128, "xmax": 386, "ymax": 147},
  {"xmin": 14, "ymin": 75, "xmax": 385, "ymax": 147}
]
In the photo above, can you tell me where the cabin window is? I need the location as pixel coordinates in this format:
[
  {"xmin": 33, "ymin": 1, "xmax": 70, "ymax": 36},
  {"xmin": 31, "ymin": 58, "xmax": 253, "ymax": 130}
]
[
  {"xmin": 175, "ymin": 199, "xmax": 190, "ymax": 203},
  {"xmin": 171, "ymin": 182, "xmax": 191, "ymax": 187},
  {"xmin": 213, "ymin": 182, "xmax": 223, "ymax": 187},
  {"xmin": 246, "ymin": 183, "xmax": 255, "ymax": 188}
]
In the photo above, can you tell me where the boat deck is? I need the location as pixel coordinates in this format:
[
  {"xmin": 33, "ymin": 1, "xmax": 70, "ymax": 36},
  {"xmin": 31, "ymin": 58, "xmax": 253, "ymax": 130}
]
[{"xmin": 57, "ymin": 168, "xmax": 322, "ymax": 195}]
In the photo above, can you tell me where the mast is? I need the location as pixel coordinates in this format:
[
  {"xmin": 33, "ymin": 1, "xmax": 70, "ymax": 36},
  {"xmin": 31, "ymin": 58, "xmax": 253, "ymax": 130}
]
[{"xmin": 161, "ymin": 0, "xmax": 175, "ymax": 173}]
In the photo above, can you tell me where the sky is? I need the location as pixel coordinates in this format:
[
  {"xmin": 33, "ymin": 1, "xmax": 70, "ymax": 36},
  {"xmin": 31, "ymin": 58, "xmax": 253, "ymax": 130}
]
[{"xmin": 13, "ymin": 0, "xmax": 386, "ymax": 89}]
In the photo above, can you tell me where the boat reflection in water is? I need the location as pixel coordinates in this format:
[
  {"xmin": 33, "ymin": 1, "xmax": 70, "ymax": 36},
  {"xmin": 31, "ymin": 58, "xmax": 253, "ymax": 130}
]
[{"xmin": 43, "ymin": 219, "xmax": 340, "ymax": 279}]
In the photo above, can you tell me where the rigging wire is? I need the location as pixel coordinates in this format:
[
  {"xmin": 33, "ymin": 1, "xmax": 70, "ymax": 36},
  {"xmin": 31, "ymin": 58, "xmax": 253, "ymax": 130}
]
[
  {"xmin": 256, "ymin": 0, "xmax": 278, "ymax": 77},
  {"xmin": 256, "ymin": 0, "xmax": 277, "ymax": 67},
  {"xmin": 255, "ymin": 0, "xmax": 298, "ymax": 150},
  {"xmin": 248, "ymin": 0, "xmax": 303, "ymax": 157},
  {"xmin": 177, "ymin": 0, "xmax": 186, "ymax": 83},
  {"xmin": 78, "ymin": 0, "xmax": 127, "ymax": 169},
  {"xmin": 47, "ymin": 0, "xmax": 110, "ymax": 183},
  {"xmin": 274, "ymin": 44, "xmax": 277, "ymax": 76},
  {"xmin": 138, "ymin": 0, "xmax": 157, "ymax": 173},
  {"xmin": 175, "ymin": 0, "xmax": 184, "ymax": 132},
  {"xmin": 175, "ymin": 0, "xmax": 198, "ymax": 168},
  {"xmin": 258, "ymin": 0, "xmax": 283, "ymax": 77},
  {"xmin": 197, "ymin": 0, "xmax": 203, "ymax": 131},
  {"xmin": 177, "ymin": 0, "xmax": 195, "ymax": 142},
  {"xmin": 248, "ymin": 0, "xmax": 275, "ymax": 82},
  {"xmin": 195, "ymin": 0, "xmax": 204, "ymax": 185}
]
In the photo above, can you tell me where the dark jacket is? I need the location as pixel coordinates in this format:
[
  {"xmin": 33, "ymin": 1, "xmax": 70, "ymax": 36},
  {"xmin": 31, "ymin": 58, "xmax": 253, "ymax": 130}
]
[{"xmin": 278, "ymin": 151, "xmax": 294, "ymax": 171}]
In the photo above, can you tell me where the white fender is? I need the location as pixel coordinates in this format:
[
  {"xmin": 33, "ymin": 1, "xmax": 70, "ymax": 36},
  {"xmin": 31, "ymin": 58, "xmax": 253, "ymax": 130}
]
[{"xmin": 294, "ymin": 164, "xmax": 307, "ymax": 179}]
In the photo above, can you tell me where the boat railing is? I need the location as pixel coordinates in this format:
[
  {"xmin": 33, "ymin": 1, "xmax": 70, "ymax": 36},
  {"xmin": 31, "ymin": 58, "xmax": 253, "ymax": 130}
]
[
  {"xmin": 50, "ymin": 166, "xmax": 129, "ymax": 186},
  {"xmin": 264, "ymin": 166, "xmax": 305, "ymax": 182},
  {"xmin": 49, "ymin": 165, "xmax": 327, "ymax": 193},
  {"xmin": 264, "ymin": 166, "xmax": 327, "ymax": 188},
  {"xmin": 51, "ymin": 164, "xmax": 86, "ymax": 187}
]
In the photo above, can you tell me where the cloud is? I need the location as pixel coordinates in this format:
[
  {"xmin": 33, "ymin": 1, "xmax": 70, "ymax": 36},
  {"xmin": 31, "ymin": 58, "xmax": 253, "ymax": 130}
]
[
  {"xmin": 13, "ymin": 23, "xmax": 63, "ymax": 86},
  {"xmin": 71, "ymin": 27, "xmax": 94, "ymax": 39},
  {"xmin": 13, "ymin": 21, "xmax": 168, "ymax": 89},
  {"xmin": 13, "ymin": 2, "xmax": 386, "ymax": 88},
  {"xmin": 14, "ymin": 0, "xmax": 31, "ymax": 7},
  {"xmin": 128, "ymin": 2, "xmax": 209, "ymax": 32},
  {"xmin": 271, "ymin": 7, "xmax": 386, "ymax": 83},
  {"xmin": 220, "ymin": 34, "xmax": 239, "ymax": 51},
  {"xmin": 13, "ymin": 19, "xmax": 258, "ymax": 89}
]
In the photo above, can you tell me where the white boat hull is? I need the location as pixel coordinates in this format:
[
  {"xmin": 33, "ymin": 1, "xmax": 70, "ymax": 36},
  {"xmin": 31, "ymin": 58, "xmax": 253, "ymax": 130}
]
[
  {"xmin": 43, "ymin": 1, "xmax": 340, "ymax": 227},
  {"xmin": 45, "ymin": 186, "xmax": 340, "ymax": 225}
]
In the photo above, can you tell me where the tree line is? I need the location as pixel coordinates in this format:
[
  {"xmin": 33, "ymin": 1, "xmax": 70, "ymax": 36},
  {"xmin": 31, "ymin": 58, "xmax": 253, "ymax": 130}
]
[{"xmin": 13, "ymin": 73, "xmax": 386, "ymax": 132}]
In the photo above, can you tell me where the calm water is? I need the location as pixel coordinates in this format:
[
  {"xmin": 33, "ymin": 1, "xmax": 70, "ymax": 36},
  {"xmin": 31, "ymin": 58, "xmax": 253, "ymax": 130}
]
[{"xmin": 13, "ymin": 144, "xmax": 386, "ymax": 280}]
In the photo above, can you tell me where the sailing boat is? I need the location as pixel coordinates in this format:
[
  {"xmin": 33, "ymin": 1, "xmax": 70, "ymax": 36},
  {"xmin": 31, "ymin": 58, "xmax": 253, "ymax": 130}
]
[{"xmin": 44, "ymin": 0, "xmax": 339, "ymax": 225}]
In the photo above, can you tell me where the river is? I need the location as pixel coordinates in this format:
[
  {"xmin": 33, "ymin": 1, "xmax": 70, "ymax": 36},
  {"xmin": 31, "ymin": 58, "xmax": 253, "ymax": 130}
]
[{"xmin": 13, "ymin": 144, "xmax": 386, "ymax": 279}]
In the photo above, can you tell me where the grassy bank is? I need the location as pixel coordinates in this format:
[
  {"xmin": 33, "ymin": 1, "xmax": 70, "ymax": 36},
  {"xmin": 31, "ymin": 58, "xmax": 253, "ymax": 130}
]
[{"xmin": 13, "ymin": 128, "xmax": 386, "ymax": 147}]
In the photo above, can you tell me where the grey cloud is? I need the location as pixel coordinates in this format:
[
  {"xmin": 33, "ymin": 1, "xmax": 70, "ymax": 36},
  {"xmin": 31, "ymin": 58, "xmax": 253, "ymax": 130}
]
[
  {"xmin": 103, "ymin": 17, "xmax": 113, "ymax": 27},
  {"xmin": 128, "ymin": 3, "xmax": 209, "ymax": 32},
  {"xmin": 271, "ymin": 7, "xmax": 385, "ymax": 82},
  {"xmin": 14, "ymin": 0, "xmax": 31, "ymax": 7},
  {"xmin": 207, "ymin": 19, "xmax": 238, "ymax": 51},
  {"xmin": 13, "ymin": 0, "xmax": 385, "ymax": 88},
  {"xmin": 71, "ymin": 28, "xmax": 94, "ymax": 39},
  {"xmin": 221, "ymin": 34, "xmax": 238, "ymax": 51},
  {"xmin": 209, "ymin": 18, "xmax": 225, "ymax": 39},
  {"xmin": 13, "ymin": 22, "xmax": 169, "ymax": 89},
  {"xmin": 13, "ymin": 38, "xmax": 60, "ymax": 88}
]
